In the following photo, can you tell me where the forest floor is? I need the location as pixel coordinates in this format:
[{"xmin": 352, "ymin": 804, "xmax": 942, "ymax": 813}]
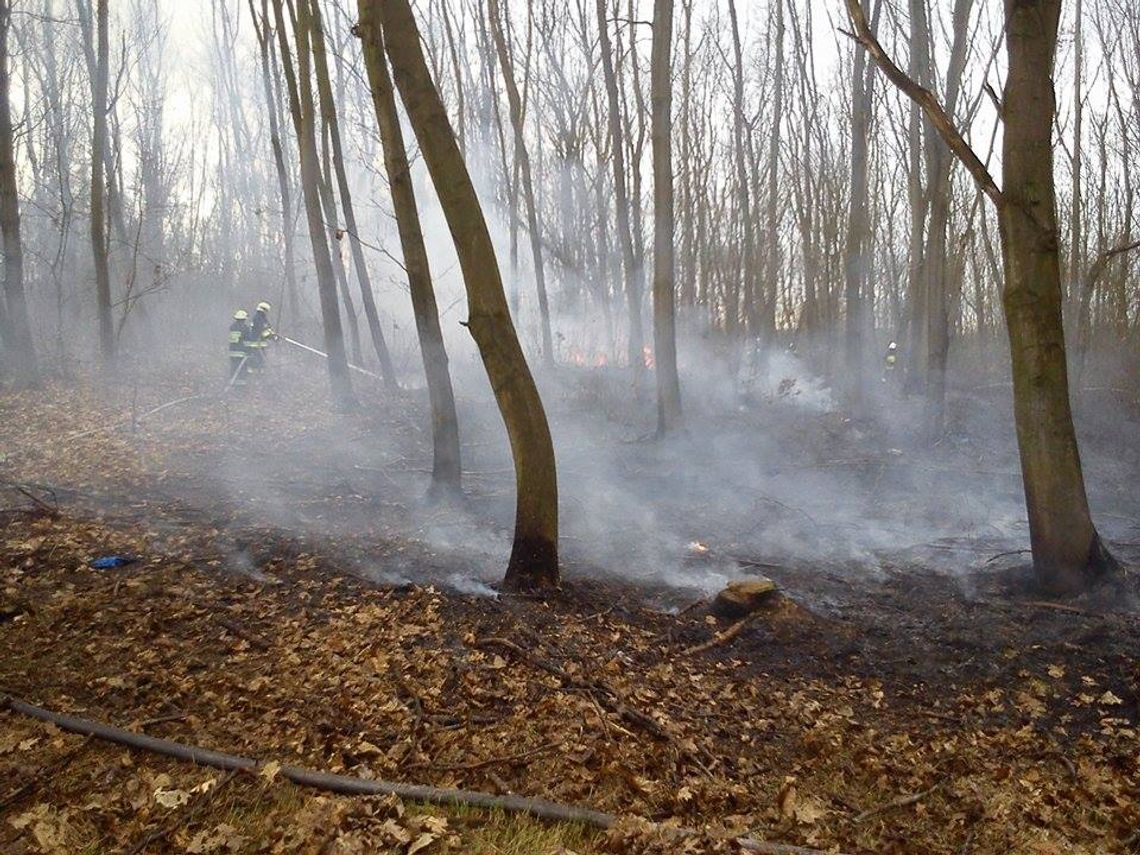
[{"xmin": 1, "ymin": 346, "xmax": 1139, "ymax": 854}]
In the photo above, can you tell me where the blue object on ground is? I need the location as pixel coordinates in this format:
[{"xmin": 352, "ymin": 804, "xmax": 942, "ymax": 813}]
[{"xmin": 88, "ymin": 555, "xmax": 138, "ymax": 569}]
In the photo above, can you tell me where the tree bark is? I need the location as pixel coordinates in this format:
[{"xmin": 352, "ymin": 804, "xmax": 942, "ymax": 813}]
[
  {"xmin": 596, "ymin": 0, "xmax": 644, "ymax": 368},
  {"xmin": 356, "ymin": 8, "xmax": 462, "ymax": 497},
  {"xmin": 371, "ymin": 0, "xmax": 559, "ymax": 590},
  {"xmin": 307, "ymin": 0, "xmax": 397, "ymax": 387},
  {"xmin": 998, "ymin": 0, "xmax": 1113, "ymax": 592},
  {"xmin": 89, "ymin": 0, "xmax": 113, "ymax": 362},
  {"xmin": 651, "ymin": 0, "xmax": 681, "ymax": 434},
  {"xmin": 271, "ymin": 0, "xmax": 354, "ymax": 409},
  {"xmin": 0, "ymin": 0, "xmax": 37, "ymax": 384},
  {"xmin": 487, "ymin": 0, "xmax": 553, "ymax": 364},
  {"xmin": 846, "ymin": 0, "xmax": 1116, "ymax": 594},
  {"xmin": 843, "ymin": 0, "xmax": 879, "ymax": 403}
]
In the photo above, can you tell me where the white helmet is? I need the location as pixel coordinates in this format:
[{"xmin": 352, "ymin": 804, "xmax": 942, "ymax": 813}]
[
  {"xmin": 256, "ymin": 301, "xmax": 272, "ymax": 314},
  {"xmin": 887, "ymin": 341, "xmax": 897, "ymax": 351}
]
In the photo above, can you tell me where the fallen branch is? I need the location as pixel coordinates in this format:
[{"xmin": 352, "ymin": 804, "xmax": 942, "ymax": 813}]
[
  {"xmin": 1021, "ymin": 600, "xmax": 1095, "ymax": 617},
  {"xmin": 1, "ymin": 695, "xmax": 847, "ymax": 855},
  {"xmin": 0, "ymin": 480, "xmax": 60, "ymax": 518},
  {"xmin": 685, "ymin": 613, "xmax": 761, "ymax": 655},
  {"xmin": 2, "ymin": 694, "xmax": 613, "ymax": 827},
  {"xmin": 853, "ymin": 781, "xmax": 942, "ymax": 824},
  {"xmin": 409, "ymin": 740, "xmax": 562, "ymax": 772},
  {"xmin": 476, "ymin": 636, "xmax": 669, "ymax": 740},
  {"xmin": 214, "ymin": 616, "xmax": 271, "ymax": 651},
  {"xmin": 984, "ymin": 549, "xmax": 1032, "ymax": 566}
]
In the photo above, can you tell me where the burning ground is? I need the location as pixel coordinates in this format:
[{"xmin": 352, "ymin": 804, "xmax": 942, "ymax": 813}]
[{"xmin": 1, "ymin": 348, "xmax": 1139, "ymax": 853}]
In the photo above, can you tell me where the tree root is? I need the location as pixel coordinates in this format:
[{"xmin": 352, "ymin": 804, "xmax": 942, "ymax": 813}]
[{"xmin": 1, "ymin": 693, "xmax": 851, "ymax": 854}]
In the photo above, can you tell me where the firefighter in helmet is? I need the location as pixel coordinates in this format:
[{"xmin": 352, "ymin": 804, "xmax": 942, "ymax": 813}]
[
  {"xmin": 228, "ymin": 309, "xmax": 252, "ymax": 385},
  {"xmin": 882, "ymin": 341, "xmax": 899, "ymax": 382},
  {"xmin": 248, "ymin": 301, "xmax": 279, "ymax": 373}
]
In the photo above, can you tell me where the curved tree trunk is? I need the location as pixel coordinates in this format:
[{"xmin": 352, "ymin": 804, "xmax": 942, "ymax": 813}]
[
  {"xmin": 368, "ymin": 0, "xmax": 559, "ymax": 591},
  {"xmin": 356, "ymin": 9, "xmax": 461, "ymax": 497}
]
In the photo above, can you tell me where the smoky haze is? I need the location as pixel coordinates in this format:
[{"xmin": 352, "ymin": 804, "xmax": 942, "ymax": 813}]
[{"xmin": 2, "ymin": 0, "xmax": 1138, "ymax": 608}]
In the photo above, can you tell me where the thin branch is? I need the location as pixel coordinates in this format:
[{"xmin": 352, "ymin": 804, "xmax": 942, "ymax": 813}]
[{"xmin": 842, "ymin": 1, "xmax": 1002, "ymax": 207}]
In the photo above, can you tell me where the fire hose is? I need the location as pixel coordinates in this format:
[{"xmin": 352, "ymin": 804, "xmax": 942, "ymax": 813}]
[{"xmin": 282, "ymin": 336, "xmax": 383, "ymax": 381}]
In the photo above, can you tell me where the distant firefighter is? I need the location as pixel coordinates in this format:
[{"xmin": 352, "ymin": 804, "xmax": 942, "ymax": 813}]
[
  {"xmin": 228, "ymin": 309, "xmax": 252, "ymax": 386},
  {"xmin": 882, "ymin": 340, "xmax": 898, "ymax": 383},
  {"xmin": 248, "ymin": 301, "xmax": 279, "ymax": 374}
]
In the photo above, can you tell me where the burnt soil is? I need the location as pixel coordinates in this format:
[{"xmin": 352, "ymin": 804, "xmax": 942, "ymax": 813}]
[{"xmin": 1, "ymin": 353, "xmax": 1138, "ymax": 854}]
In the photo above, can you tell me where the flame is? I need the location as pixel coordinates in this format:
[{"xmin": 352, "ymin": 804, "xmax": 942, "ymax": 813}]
[
  {"xmin": 642, "ymin": 346, "xmax": 655, "ymax": 369},
  {"xmin": 687, "ymin": 540, "xmax": 709, "ymax": 555}
]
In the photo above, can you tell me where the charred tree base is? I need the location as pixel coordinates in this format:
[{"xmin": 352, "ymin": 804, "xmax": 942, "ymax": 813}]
[
  {"xmin": 502, "ymin": 536, "xmax": 559, "ymax": 593},
  {"xmin": 1036, "ymin": 532, "xmax": 1122, "ymax": 597}
]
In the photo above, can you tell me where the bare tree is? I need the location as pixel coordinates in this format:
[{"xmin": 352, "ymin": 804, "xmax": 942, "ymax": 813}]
[
  {"xmin": 355, "ymin": 3, "xmax": 462, "ymax": 497},
  {"xmin": 85, "ymin": 0, "xmax": 113, "ymax": 362},
  {"xmin": 0, "ymin": 0, "xmax": 36, "ymax": 383},
  {"xmin": 271, "ymin": 0, "xmax": 354, "ymax": 408},
  {"xmin": 845, "ymin": 0, "xmax": 1117, "ymax": 594},
  {"xmin": 487, "ymin": 0, "xmax": 553, "ymax": 363},
  {"xmin": 370, "ymin": 0, "xmax": 559, "ymax": 590},
  {"xmin": 651, "ymin": 0, "xmax": 680, "ymax": 433},
  {"xmin": 307, "ymin": 0, "xmax": 397, "ymax": 387},
  {"xmin": 597, "ymin": 0, "xmax": 644, "ymax": 367}
]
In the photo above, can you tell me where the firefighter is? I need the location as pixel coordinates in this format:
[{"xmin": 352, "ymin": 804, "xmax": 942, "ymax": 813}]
[
  {"xmin": 248, "ymin": 301, "xmax": 279, "ymax": 374},
  {"xmin": 228, "ymin": 309, "xmax": 252, "ymax": 385},
  {"xmin": 882, "ymin": 341, "xmax": 899, "ymax": 383}
]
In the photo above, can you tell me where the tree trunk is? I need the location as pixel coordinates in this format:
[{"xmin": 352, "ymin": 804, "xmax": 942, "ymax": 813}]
[
  {"xmin": 846, "ymin": 0, "xmax": 1115, "ymax": 594},
  {"xmin": 307, "ymin": 0, "xmax": 397, "ymax": 387},
  {"xmin": 90, "ymin": 0, "xmax": 113, "ymax": 362},
  {"xmin": 371, "ymin": 0, "xmax": 559, "ymax": 590},
  {"xmin": 726, "ymin": 0, "xmax": 754, "ymax": 336},
  {"xmin": 651, "ymin": 0, "xmax": 681, "ymax": 434},
  {"xmin": 356, "ymin": 6, "xmax": 462, "ymax": 497},
  {"xmin": 317, "ymin": 123, "xmax": 364, "ymax": 367},
  {"xmin": 596, "ymin": 0, "xmax": 644, "ymax": 369},
  {"xmin": 487, "ymin": 0, "xmax": 553, "ymax": 364},
  {"xmin": 843, "ymin": 0, "xmax": 878, "ymax": 404},
  {"xmin": 0, "ymin": 0, "xmax": 37, "ymax": 384},
  {"xmin": 764, "ymin": 0, "xmax": 784, "ymax": 336},
  {"xmin": 998, "ymin": 0, "xmax": 1113, "ymax": 593},
  {"xmin": 270, "ymin": 0, "xmax": 354, "ymax": 408}
]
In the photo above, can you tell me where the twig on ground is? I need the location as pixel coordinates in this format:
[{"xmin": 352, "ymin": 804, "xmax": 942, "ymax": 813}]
[
  {"xmin": 0, "ymin": 734, "xmax": 94, "ymax": 812},
  {"xmin": 1021, "ymin": 600, "xmax": 1094, "ymax": 616},
  {"xmin": 136, "ymin": 711, "xmax": 188, "ymax": 729},
  {"xmin": 476, "ymin": 636, "xmax": 670, "ymax": 741},
  {"xmin": 123, "ymin": 769, "xmax": 238, "ymax": 855},
  {"xmin": 984, "ymin": 549, "xmax": 1032, "ymax": 565},
  {"xmin": 409, "ymin": 740, "xmax": 562, "ymax": 772},
  {"xmin": 214, "ymin": 616, "xmax": 271, "ymax": 651},
  {"xmin": 853, "ymin": 780, "xmax": 943, "ymax": 824},
  {"xmin": 685, "ymin": 613, "xmax": 761, "ymax": 655},
  {"xmin": 0, "ymin": 480, "xmax": 60, "ymax": 518}
]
